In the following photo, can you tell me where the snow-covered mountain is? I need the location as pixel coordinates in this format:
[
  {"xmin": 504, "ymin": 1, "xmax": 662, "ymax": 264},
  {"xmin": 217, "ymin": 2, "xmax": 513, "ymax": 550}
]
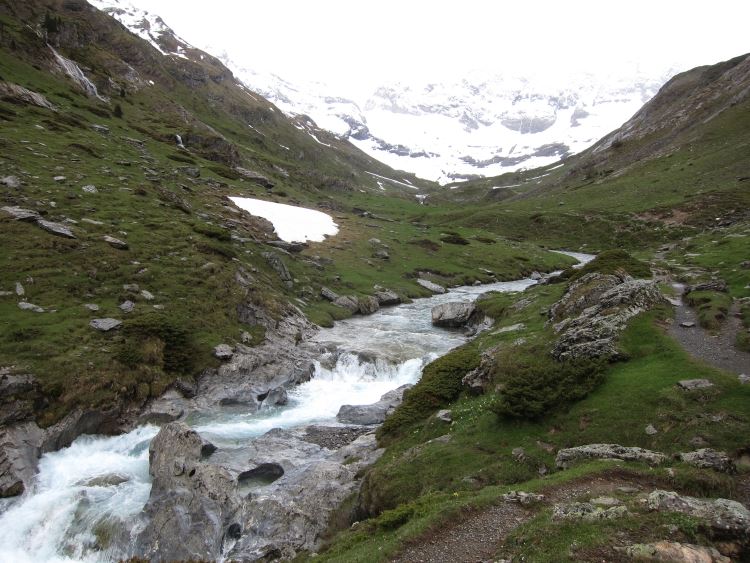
[{"xmin": 92, "ymin": 0, "xmax": 674, "ymax": 185}]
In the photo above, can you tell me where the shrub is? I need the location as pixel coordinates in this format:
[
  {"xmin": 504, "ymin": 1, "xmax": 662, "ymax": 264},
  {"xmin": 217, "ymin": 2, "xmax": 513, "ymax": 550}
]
[
  {"xmin": 117, "ymin": 312, "xmax": 197, "ymax": 375},
  {"xmin": 488, "ymin": 346, "xmax": 606, "ymax": 420}
]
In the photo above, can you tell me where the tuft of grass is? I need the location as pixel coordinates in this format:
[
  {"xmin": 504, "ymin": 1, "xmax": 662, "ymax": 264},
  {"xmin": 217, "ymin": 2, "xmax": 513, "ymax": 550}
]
[{"xmin": 684, "ymin": 290, "xmax": 732, "ymax": 331}]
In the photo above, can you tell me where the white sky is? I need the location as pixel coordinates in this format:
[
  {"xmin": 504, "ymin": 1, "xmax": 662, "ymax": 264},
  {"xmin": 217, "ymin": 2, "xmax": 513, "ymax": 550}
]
[{"xmin": 137, "ymin": 0, "xmax": 749, "ymax": 91}]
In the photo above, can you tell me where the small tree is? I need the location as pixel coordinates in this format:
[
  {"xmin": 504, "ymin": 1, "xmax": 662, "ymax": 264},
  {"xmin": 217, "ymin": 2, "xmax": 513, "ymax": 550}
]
[{"xmin": 113, "ymin": 103, "xmax": 123, "ymax": 118}]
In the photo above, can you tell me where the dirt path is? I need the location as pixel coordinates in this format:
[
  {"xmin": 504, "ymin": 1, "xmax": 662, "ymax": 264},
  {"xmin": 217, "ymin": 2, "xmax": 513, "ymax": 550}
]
[
  {"xmin": 390, "ymin": 475, "xmax": 644, "ymax": 563},
  {"xmin": 667, "ymin": 283, "xmax": 750, "ymax": 376}
]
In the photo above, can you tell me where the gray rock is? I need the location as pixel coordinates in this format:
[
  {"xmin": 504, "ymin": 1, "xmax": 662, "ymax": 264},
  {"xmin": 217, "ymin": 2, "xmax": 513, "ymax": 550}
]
[
  {"xmin": 530, "ymin": 271, "xmax": 542, "ymax": 280},
  {"xmin": 81, "ymin": 184, "xmax": 98, "ymax": 194},
  {"xmin": 417, "ymin": 278, "xmax": 446, "ymax": 294},
  {"xmin": 689, "ymin": 280, "xmax": 728, "ymax": 293},
  {"xmin": 18, "ymin": 302, "xmax": 44, "ymax": 313},
  {"xmin": 321, "ymin": 287, "xmax": 339, "ymax": 302},
  {"xmin": 357, "ymin": 296, "xmax": 380, "ymax": 315},
  {"xmin": 177, "ymin": 166, "xmax": 200, "ymax": 178},
  {"xmin": 552, "ymin": 274, "xmax": 666, "ymax": 361},
  {"xmin": 78, "ymin": 473, "xmax": 129, "ymax": 488},
  {"xmin": 555, "ymin": 444, "xmax": 667, "ymax": 469},
  {"xmin": 552, "ymin": 502, "xmax": 628, "ymax": 521},
  {"xmin": 53, "ymin": 175, "xmax": 66, "ymax": 182},
  {"xmin": 337, "ymin": 384, "xmax": 412, "ymax": 425},
  {"xmin": 678, "ymin": 449, "xmax": 735, "ymax": 473},
  {"xmin": 623, "ymin": 541, "xmax": 730, "ymax": 562},
  {"xmin": 436, "ymin": 409, "xmax": 452, "ymax": 423},
  {"xmin": 81, "ymin": 218, "xmax": 104, "ymax": 226},
  {"xmin": 266, "ymin": 240, "xmax": 308, "ymax": 253},
  {"xmin": 680, "ymin": 320, "xmax": 696, "ymax": 328},
  {"xmin": 333, "ymin": 295, "xmax": 359, "ymax": 313},
  {"xmin": 214, "ymin": 344, "xmax": 234, "ymax": 361},
  {"xmin": 738, "ymin": 373, "xmax": 749, "ymax": 384},
  {"xmin": 15, "ymin": 282, "xmax": 24, "ymax": 296},
  {"xmin": 461, "ymin": 344, "xmax": 501, "ymax": 395},
  {"xmin": 373, "ymin": 249, "xmax": 390, "ymax": 260},
  {"xmin": 37, "ymin": 219, "xmax": 75, "ymax": 239},
  {"xmin": 549, "ymin": 272, "xmax": 622, "ymax": 321},
  {"xmin": 431, "ymin": 301, "xmax": 477, "ymax": 328},
  {"xmin": 103, "ymin": 235, "xmax": 128, "ymax": 250},
  {"xmin": 263, "ymin": 252, "xmax": 293, "ymax": 287},
  {"xmin": 262, "ymin": 386, "xmax": 288, "ymax": 407},
  {"xmin": 502, "ymin": 491, "xmax": 545, "ymax": 505},
  {"xmin": 647, "ymin": 490, "xmax": 750, "ymax": 537},
  {"xmin": 139, "ymin": 392, "xmax": 186, "ymax": 424},
  {"xmin": 234, "ymin": 167, "xmax": 273, "ymax": 188},
  {"xmin": 590, "ymin": 496, "xmax": 622, "ymax": 507},
  {"xmin": 83, "ymin": 303, "xmax": 99, "ymax": 312},
  {"xmin": 89, "ymin": 318, "xmax": 122, "ymax": 332},
  {"xmin": 0, "ymin": 175, "xmax": 21, "ymax": 189},
  {"xmin": 140, "ymin": 289, "xmax": 155, "ymax": 301},
  {"xmin": 119, "ymin": 300, "xmax": 135, "ymax": 313},
  {"xmin": 645, "ymin": 424, "xmax": 658, "ymax": 435},
  {"xmin": 374, "ymin": 289, "xmax": 400, "ymax": 306},
  {"xmin": 2, "ymin": 206, "xmax": 40, "ymax": 221},
  {"xmin": 677, "ymin": 379, "xmax": 714, "ymax": 390}
]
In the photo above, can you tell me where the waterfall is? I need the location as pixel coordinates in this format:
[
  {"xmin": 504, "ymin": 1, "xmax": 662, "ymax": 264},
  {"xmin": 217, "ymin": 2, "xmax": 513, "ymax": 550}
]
[{"xmin": 49, "ymin": 46, "xmax": 106, "ymax": 101}]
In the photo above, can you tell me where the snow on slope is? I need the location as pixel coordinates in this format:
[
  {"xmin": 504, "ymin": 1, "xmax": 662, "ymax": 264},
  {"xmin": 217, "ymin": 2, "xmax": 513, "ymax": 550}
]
[{"xmin": 229, "ymin": 197, "xmax": 338, "ymax": 243}]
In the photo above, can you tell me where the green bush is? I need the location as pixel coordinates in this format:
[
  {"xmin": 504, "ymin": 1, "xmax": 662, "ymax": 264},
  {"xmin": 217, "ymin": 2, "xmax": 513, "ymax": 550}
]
[
  {"xmin": 488, "ymin": 346, "xmax": 606, "ymax": 420},
  {"xmin": 378, "ymin": 346, "xmax": 480, "ymax": 441}
]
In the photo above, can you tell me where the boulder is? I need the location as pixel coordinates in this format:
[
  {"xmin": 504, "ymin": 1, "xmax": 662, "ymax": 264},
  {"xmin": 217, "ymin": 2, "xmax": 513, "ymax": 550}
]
[
  {"xmin": 645, "ymin": 424, "xmax": 659, "ymax": 435},
  {"xmin": 337, "ymin": 384, "xmax": 412, "ymax": 425},
  {"xmin": 417, "ymin": 278, "xmax": 446, "ymax": 294},
  {"xmin": 320, "ymin": 287, "xmax": 339, "ymax": 302},
  {"xmin": 119, "ymin": 300, "xmax": 135, "ymax": 313},
  {"xmin": 552, "ymin": 502, "xmax": 628, "ymax": 521},
  {"xmin": 461, "ymin": 344, "xmax": 501, "ymax": 395},
  {"xmin": 678, "ymin": 379, "xmax": 714, "ymax": 390},
  {"xmin": 552, "ymin": 274, "xmax": 666, "ymax": 361},
  {"xmin": 0, "ymin": 82, "xmax": 55, "ymax": 109},
  {"xmin": 431, "ymin": 301, "xmax": 477, "ymax": 327},
  {"xmin": 374, "ymin": 289, "xmax": 400, "ymax": 306},
  {"xmin": 647, "ymin": 490, "xmax": 750, "ymax": 537},
  {"xmin": 81, "ymin": 184, "xmax": 98, "ymax": 194},
  {"xmin": 103, "ymin": 235, "xmax": 128, "ymax": 250},
  {"xmin": 262, "ymin": 252, "xmax": 293, "ymax": 287},
  {"xmin": 0, "ymin": 175, "xmax": 21, "ymax": 189},
  {"xmin": 18, "ymin": 302, "xmax": 44, "ymax": 313},
  {"xmin": 261, "ymin": 386, "xmax": 288, "ymax": 407},
  {"xmin": 555, "ymin": 444, "xmax": 667, "ymax": 469},
  {"xmin": 84, "ymin": 303, "xmax": 99, "ymax": 312},
  {"xmin": 333, "ymin": 295, "xmax": 359, "ymax": 313},
  {"xmin": 740, "ymin": 374, "xmax": 749, "ymax": 385},
  {"xmin": 234, "ymin": 167, "xmax": 274, "ymax": 188},
  {"xmin": 214, "ymin": 344, "xmax": 234, "ymax": 361},
  {"xmin": 549, "ymin": 272, "xmax": 622, "ymax": 321},
  {"xmin": 89, "ymin": 318, "xmax": 122, "ymax": 332},
  {"xmin": 623, "ymin": 542, "xmax": 730, "ymax": 562},
  {"xmin": 357, "ymin": 296, "xmax": 380, "ymax": 315},
  {"xmin": 678, "ymin": 449, "xmax": 735, "ymax": 473},
  {"xmin": 1, "ymin": 206, "xmax": 40, "ymax": 221},
  {"xmin": 502, "ymin": 491, "xmax": 545, "ymax": 505},
  {"xmin": 688, "ymin": 280, "xmax": 728, "ymax": 293},
  {"xmin": 37, "ymin": 219, "xmax": 75, "ymax": 239},
  {"xmin": 435, "ymin": 409, "xmax": 452, "ymax": 423}
]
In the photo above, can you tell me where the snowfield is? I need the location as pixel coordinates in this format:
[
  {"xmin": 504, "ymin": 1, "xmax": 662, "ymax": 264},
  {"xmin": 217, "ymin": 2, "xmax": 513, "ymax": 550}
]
[{"xmin": 229, "ymin": 197, "xmax": 338, "ymax": 242}]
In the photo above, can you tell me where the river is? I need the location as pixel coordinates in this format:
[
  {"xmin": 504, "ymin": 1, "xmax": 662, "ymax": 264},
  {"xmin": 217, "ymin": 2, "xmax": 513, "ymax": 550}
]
[{"xmin": 0, "ymin": 252, "xmax": 592, "ymax": 562}]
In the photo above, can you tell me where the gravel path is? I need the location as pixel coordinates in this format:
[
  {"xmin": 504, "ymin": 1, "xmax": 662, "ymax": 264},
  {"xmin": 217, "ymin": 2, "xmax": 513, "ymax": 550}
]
[
  {"xmin": 667, "ymin": 283, "xmax": 750, "ymax": 376},
  {"xmin": 390, "ymin": 476, "xmax": 643, "ymax": 563}
]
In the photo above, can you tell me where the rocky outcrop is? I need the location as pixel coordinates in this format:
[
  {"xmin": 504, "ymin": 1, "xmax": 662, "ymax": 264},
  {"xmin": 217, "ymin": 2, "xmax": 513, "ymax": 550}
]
[
  {"xmin": 431, "ymin": 301, "xmax": 477, "ymax": 328},
  {"xmin": 647, "ymin": 490, "xmax": 750, "ymax": 538},
  {"xmin": 555, "ymin": 444, "xmax": 667, "ymax": 469},
  {"xmin": 552, "ymin": 501, "xmax": 628, "ymax": 521},
  {"xmin": 549, "ymin": 273, "xmax": 622, "ymax": 321},
  {"xmin": 2, "ymin": 206, "xmax": 75, "ymax": 238},
  {"xmin": 462, "ymin": 344, "xmax": 501, "ymax": 394},
  {"xmin": 551, "ymin": 273, "xmax": 665, "ymax": 361},
  {"xmin": 262, "ymin": 252, "xmax": 293, "ymax": 288},
  {"xmin": 0, "ymin": 81, "xmax": 55, "ymax": 109},
  {"xmin": 678, "ymin": 449, "xmax": 735, "ymax": 473},
  {"xmin": 417, "ymin": 278, "xmax": 446, "ymax": 294},
  {"xmin": 623, "ymin": 541, "xmax": 731, "ymax": 562},
  {"xmin": 374, "ymin": 289, "xmax": 400, "ymax": 306},
  {"xmin": 337, "ymin": 384, "xmax": 413, "ymax": 425}
]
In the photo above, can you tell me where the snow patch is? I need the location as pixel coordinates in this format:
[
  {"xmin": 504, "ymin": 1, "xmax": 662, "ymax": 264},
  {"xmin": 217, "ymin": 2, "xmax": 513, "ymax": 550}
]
[{"xmin": 229, "ymin": 197, "xmax": 338, "ymax": 243}]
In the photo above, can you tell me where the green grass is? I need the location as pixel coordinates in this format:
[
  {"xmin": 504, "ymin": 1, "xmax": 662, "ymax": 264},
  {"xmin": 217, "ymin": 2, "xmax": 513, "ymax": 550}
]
[{"xmin": 684, "ymin": 290, "xmax": 733, "ymax": 330}]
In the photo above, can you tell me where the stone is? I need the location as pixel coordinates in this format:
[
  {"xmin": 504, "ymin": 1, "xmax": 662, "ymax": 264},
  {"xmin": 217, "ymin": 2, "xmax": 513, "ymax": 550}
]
[
  {"xmin": 680, "ymin": 321, "xmax": 696, "ymax": 328},
  {"xmin": 435, "ymin": 409, "xmax": 452, "ymax": 423},
  {"xmin": 89, "ymin": 318, "xmax": 122, "ymax": 332},
  {"xmin": 214, "ymin": 344, "xmax": 234, "ymax": 361},
  {"xmin": 103, "ymin": 235, "xmax": 128, "ymax": 250},
  {"xmin": 678, "ymin": 379, "xmax": 714, "ymax": 390},
  {"xmin": 689, "ymin": 280, "xmax": 728, "ymax": 293},
  {"xmin": 139, "ymin": 393, "xmax": 185, "ymax": 424},
  {"xmin": 81, "ymin": 184, "xmax": 98, "ymax": 194},
  {"xmin": 234, "ymin": 167, "xmax": 273, "ymax": 188},
  {"xmin": 123, "ymin": 283, "xmax": 140, "ymax": 292},
  {"xmin": 84, "ymin": 303, "xmax": 99, "ymax": 312},
  {"xmin": 647, "ymin": 490, "xmax": 750, "ymax": 537},
  {"xmin": 81, "ymin": 218, "xmax": 104, "ymax": 226},
  {"xmin": 261, "ymin": 386, "xmax": 288, "ymax": 407},
  {"xmin": 333, "ymin": 295, "xmax": 359, "ymax": 313},
  {"xmin": 678, "ymin": 449, "xmax": 735, "ymax": 473},
  {"xmin": 417, "ymin": 278, "xmax": 446, "ymax": 294},
  {"xmin": 555, "ymin": 444, "xmax": 667, "ymax": 469},
  {"xmin": 2, "ymin": 206, "xmax": 40, "ymax": 221},
  {"xmin": 0, "ymin": 82, "xmax": 54, "ymax": 110},
  {"xmin": 646, "ymin": 424, "xmax": 659, "ymax": 435},
  {"xmin": 590, "ymin": 496, "xmax": 622, "ymax": 507},
  {"xmin": 623, "ymin": 541, "xmax": 730, "ymax": 562},
  {"xmin": 140, "ymin": 290, "xmax": 155, "ymax": 301},
  {"xmin": 177, "ymin": 166, "xmax": 200, "ymax": 178},
  {"xmin": 79, "ymin": 473, "xmax": 130, "ymax": 487},
  {"xmin": 262, "ymin": 252, "xmax": 293, "ymax": 287},
  {"xmin": 0, "ymin": 175, "xmax": 21, "ymax": 189},
  {"xmin": 173, "ymin": 378, "xmax": 197, "ymax": 399},
  {"xmin": 502, "ymin": 491, "xmax": 544, "ymax": 505},
  {"xmin": 357, "ymin": 296, "xmax": 380, "ymax": 315},
  {"xmin": 552, "ymin": 502, "xmax": 628, "ymax": 521},
  {"xmin": 266, "ymin": 240, "xmax": 308, "ymax": 253},
  {"xmin": 552, "ymin": 273, "xmax": 666, "ymax": 361},
  {"xmin": 739, "ymin": 374, "xmax": 749, "ymax": 384},
  {"xmin": 373, "ymin": 249, "xmax": 390, "ymax": 260},
  {"xmin": 512, "ymin": 447, "xmax": 526, "ymax": 461},
  {"xmin": 15, "ymin": 282, "xmax": 24, "ymax": 296},
  {"xmin": 37, "ymin": 219, "xmax": 75, "ymax": 239},
  {"xmin": 337, "ymin": 384, "xmax": 412, "ymax": 425},
  {"xmin": 18, "ymin": 302, "xmax": 44, "ymax": 313},
  {"xmin": 374, "ymin": 289, "xmax": 400, "ymax": 306},
  {"xmin": 119, "ymin": 300, "xmax": 135, "ymax": 313},
  {"xmin": 53, "ymin": 175, "xmax": 66, "ymax": 182},
  {"xmin": 431, "ymin": 301, "xmax": 477, "ymax": 328},
  {"xmin": 320, "ymin": 287, "xmax": 339, "ymax": 301}
]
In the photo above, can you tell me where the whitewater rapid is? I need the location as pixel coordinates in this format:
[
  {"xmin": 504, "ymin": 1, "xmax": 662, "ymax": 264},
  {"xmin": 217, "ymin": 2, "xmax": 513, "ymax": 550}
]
[{"xmin": 0, "ymin": 252, "xmax": 592, "ymax": 562}]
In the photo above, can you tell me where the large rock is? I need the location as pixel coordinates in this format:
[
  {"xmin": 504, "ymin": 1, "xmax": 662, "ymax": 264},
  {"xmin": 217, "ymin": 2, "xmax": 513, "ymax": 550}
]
[
  {"xmin": 103, "ymin": 235, "xmax": 128, "ymax": 250},
  {"xmin": 89, "ymin": 318, "xmax": 122, "ymax": 332},
  {"xmin": 555, "ymin": 443, "xmax": 667, "ymax": 469},
  {"xmin": 552, "ymin": 273, "xmax": 665, "ymax": 361},
  {"xmin": 374, "ymin": 289, "xmax": 400, "ymax": 306},
  {"xmin": 37, "ymin": 219, "xmax": 75, "ymax": 238},
  {"xmin": 417, "ymin": 278, "xmax": 446, "ymax": 294},
  {"xmin": 552, "ymin": 501, "xmax": 628, "ymax": 521},
  {"xmin": 136, "ymin": 423, "xmax": 238, "ymax": 561},
  {"xmin": 624, "ymin": 541, "xmax": 730, "ymax": 562},
  {"xmin": 321, "ymin": 286, "xmax": 339, "ymax": 301},
  {"xmin": 235, "ymin": 167, "xmax": 274, "ymax": 188},
  {"xmin": 333, "ymin": 295, "xmax": 359, "ymax": 313},
  {"xmin": 679, "ymin": 449, "xmax": 735, "ymax": 473},
  {"xmin": 1, "ymin": 206, "xmax": 40, "ymax": 221},
  {"xmin": 0, "ymin": 82, "xmax": 55, "ymax": 109},
  {"xmin": 549, "ymin": 273, "xmax": 622, "ymax": 321},
  {"xmin": 462, "ymin": 344, "xmax": 501, "ymax": 394},
  {"xmin": 647, "ymin": 490, "xmax": 750, "ymax": 538},
  {"xmin": 431, "ymin": 301, "xmax": 477, "ymax": 327},
  {"xmin": 357, "ymin": 295, "xmax": 380, "ymax": 315},
  {"xmin": 337, "ymin": 384, "xmax": 412, "ymax": 425},
  {"xmin": 263, "ymin": 252, "xmax": 293, "ymax": 287}
]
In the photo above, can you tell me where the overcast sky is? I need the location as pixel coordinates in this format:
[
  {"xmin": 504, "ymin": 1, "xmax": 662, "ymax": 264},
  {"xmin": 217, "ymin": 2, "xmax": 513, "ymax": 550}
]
[{"xmin": 137, "ymin": 0, "xmax": 749, "ymax": 90}]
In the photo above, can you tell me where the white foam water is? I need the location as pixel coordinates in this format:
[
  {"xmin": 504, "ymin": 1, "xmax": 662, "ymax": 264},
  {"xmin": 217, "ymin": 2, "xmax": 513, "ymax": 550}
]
[{"xmin": 0, "ymin": 252, "xmax": 593, "ymax": 562}]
